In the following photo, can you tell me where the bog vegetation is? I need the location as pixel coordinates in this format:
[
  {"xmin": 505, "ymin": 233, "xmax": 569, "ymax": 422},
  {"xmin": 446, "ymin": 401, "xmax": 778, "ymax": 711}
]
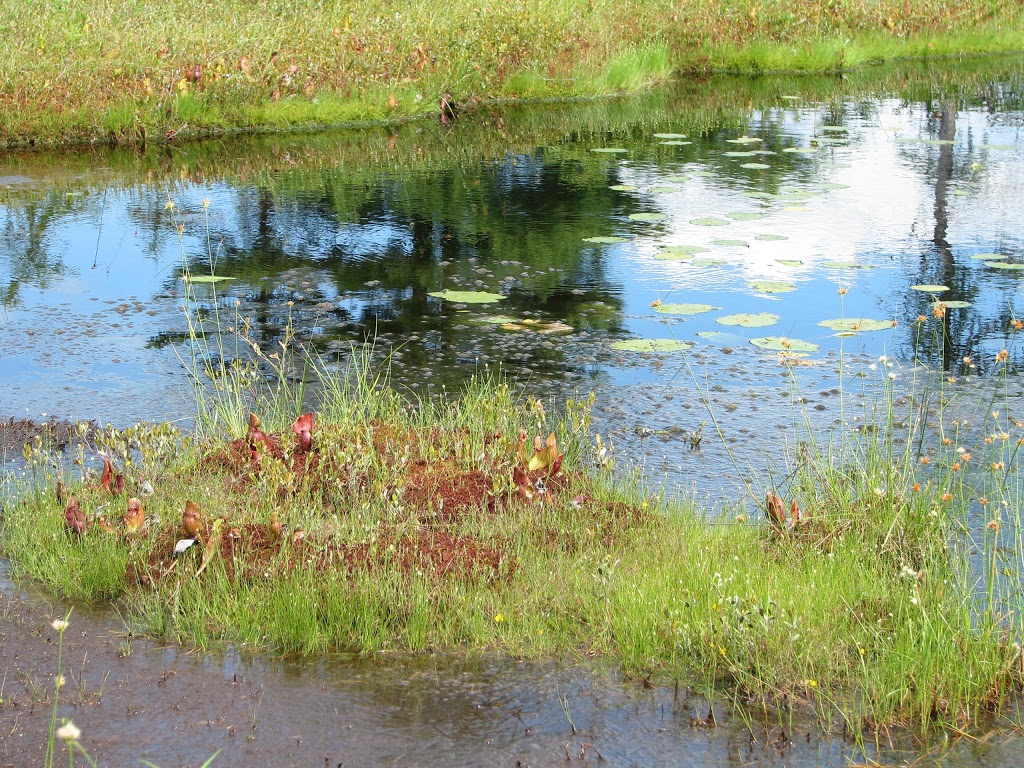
[{"xmin": 1, "ymin": 0, "xmax": 1021, "ymax": 144}]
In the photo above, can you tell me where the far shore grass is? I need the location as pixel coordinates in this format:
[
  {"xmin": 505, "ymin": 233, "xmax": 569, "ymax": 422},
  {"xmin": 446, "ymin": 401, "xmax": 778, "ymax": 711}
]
[{"xmin": 1, "ymin": 0, "xmax": 1022, "ymax": 147}]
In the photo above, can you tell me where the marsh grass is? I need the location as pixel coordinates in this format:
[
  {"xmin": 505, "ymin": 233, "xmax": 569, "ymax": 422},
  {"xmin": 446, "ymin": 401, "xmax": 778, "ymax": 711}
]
[{"xmin": 1, "ymin": 0, "xmax": 1021, "ymax": 145}]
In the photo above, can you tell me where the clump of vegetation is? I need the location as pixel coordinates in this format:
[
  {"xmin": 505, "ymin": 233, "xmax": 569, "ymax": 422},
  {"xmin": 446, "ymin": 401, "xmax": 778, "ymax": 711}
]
[{"xmin": 1, "ymin": 0, "xmax": 1021, "ymax": 145}]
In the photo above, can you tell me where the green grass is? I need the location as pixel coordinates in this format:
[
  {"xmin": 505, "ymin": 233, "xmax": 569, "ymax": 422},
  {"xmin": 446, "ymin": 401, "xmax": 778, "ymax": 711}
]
[{"xmin": 0, "ymin": 0, "xmax": 1020, "ymax": 145}]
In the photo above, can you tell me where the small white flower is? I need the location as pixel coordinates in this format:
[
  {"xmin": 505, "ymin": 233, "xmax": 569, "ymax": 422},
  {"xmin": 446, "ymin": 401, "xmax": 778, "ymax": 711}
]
[
  {"xmin": 56, "ymin": 721, "xmax": 81, "ymax": 742},
  {"xmin": 869, "ymin": 363, "xmax": 877, "ymax": 371},
  {"xmin": 51, "ymin": 619, "xmax": 70, "ymax": 632},
  {"xmin": 888, "ymin": 372, "xmax": 897, "ymax": 380},
  {"xmin": 910, "ymin": 596, "xmax": 919, "ymax": 605},
  {"xmin": 874, "ymin": 487, "xmax": 885, "ymax": 497}
]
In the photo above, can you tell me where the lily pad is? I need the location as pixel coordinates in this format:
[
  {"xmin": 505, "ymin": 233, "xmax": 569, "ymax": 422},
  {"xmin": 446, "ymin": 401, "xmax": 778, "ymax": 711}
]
[
  {"xmin": 749, "ymin": 281, "xmax": 797, "ymax": 294},
  {"xmin": 182, "ymin": 275, "xmax": 236, "ymax": 284},
  {"xmin": 428, "ymin": 290, "xmax": 506, "ymax": 303},
  {"xmin": 717, "ymin": 312, "xmax": 780, "ymax": 328},
  {"xmin": 776, "ymin": 259, "xmax": 802, "ymax": 267},
  {"xmin": 985, "ymin": 261, "xmax": 1024, "ymax": 270},
  {"xmin": 727, "ymin": 211, "xmax": 767, "ymax": 221},
  {"xmin": 939, "ymin": 300, "xmax": 972, "ymax": 309},
  {"xmin": 712, "ymin": 239, "xmax": 749, "ymax": 247},
  {"xmin": 660, "ymin": 140, "xmax": 693, "ymax": 146},
  {"xmin": 980, "ymin": 143, "xmax": 1014, "ymax": 150},
  {"xmin": 727, "ymin": 136, "xmax": 763, "ymax": 144},
  {"xmin": 823, "ymin": 261, "xmax": 875, "ymax": 269},
  {"xmin": 664, "ymin": 175, "xmax": 690, "ymax": 182},
  {"xmin": 910, "ymin": 284, "xmax": 949, "ymax": 292},
  {"xmin": 783, "ymin": 147, "xmax": 817, "ymax": 153},
  {"xmin": 592, "ymin": 147, "xmax": 629, "ymax": 153},
  {"xmin": 612, "ymin": 338, "xmax": 694, "ymax": 353},
  {"xmin": 649, "ymin": 186, "xmax": 678, "ymax": 194},
  {"xmin": 755, "ymin": 234, "xmax": 788, "ymax": 241},
  {"xmin": 921, "ymin": 139, "xmax": 955, "ymax": 145},
  {"xmin": 818, "ymin": 318, "xmax": 894, "ymax": 332},
  {"xmin": 970, "ymin": 252, "xmax": 1008, "ymax": 260},
  {"xmin": 691, "ymin": 217, "xmax": 730, "ymax": 227},
  {"xmin": 653, "ymin": 133, "xmax": 688, "ymax": 139},
  {"xmin": 822, "ymin": 125, "xmax": 849, "ymax": 133},
  {"xmin": 475, "ymin": 315, "xmax": 520, "ymax": 325},
  {"xmin": 629, "ymin": 212, "xmax": 668, "ymax": 222},
  {"xmin": 655, "ymin": 303, "xmax": 721, "ymax": 315},
  {"xmin": 608, "ymin": 184, "xmax": 639, "ymax": 192},
  {"xmin": 740, "ymin": 163, "xmax": 772, "ymax": 170},
  {"xmin": 745, "ymin": 191, "xmax": 774, "ymax": 199},
  {"xmin": 583, "ymin": 236, "xmax": 630, "ymax": 244},
  {"xmin": 813, "ymin": 137, "xmax": 848, "ymax": 145},
  {"xmin": 500, "ymin": 319, "xmax": 573, "ymax": 334},
  {"xmin": 692, "ymin": 258, "xmax": 728, "ymax": 267},
  {"xmin": 724, "ymin": 151, "xmax": 758, "ymax": 157},
  {"xmin": 751, "ymin": 336, "xmax": 819, "ymax": 353},
  {"xmin": 655, "ymin": 245, "xmax": 710, "ymax": 260}
]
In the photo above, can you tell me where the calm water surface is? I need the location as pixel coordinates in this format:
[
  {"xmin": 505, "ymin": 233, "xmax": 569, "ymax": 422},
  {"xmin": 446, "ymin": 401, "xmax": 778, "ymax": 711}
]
[{"xmin": 2, "ymin": 60, "xmax": 1024, "ymax": 765}]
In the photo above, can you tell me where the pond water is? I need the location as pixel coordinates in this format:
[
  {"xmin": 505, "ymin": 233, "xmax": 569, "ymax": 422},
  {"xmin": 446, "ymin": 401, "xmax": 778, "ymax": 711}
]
[{"xmin": 3, "ymin": 57, "xmax": 1024, "ymax": 765}]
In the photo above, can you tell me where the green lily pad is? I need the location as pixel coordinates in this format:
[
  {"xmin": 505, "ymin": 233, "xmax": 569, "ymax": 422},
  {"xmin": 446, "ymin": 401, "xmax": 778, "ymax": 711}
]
[
  {"xmin": 660, "ymin": 140, "xmax": 693, "ymax": 146},
  {"xmin": 629, "ymin": 212, "xmax": 668, "ymax": 222},
  {"xmin": 609, "ymin": 184, "xmax": 639, "ymax": 192},
  {"xmin": 822, "ymin": 125, "xmax": 849, "ymax": 133},
  {"xmin": 655, "ymin": 303, "xmax": 721, "ymax": 315},
  {"xmin": 691, "ymin": 217, "xmax": 730, "ymax": 226},
  {"xmin": 664, "ymin": 175, "xmax": 690, "ymax": 182},
  {"xmin": 921, "ymin": 139, "xmax": 955, "ymax": 145},
  {"xmin": 823, "ymin": 261, "xmax": 875, "ymax": 269},
  {"xmin": 749, "ymin": 281, "xmax": 797, "ymax": 293},
  {"xmin": 583, "ymin": 236, "xmax": 630, "ymax": 244},
  {"xmin": 689, "ymin": 170, "xmax": 715, "ymax": 177},
  {"xmin": 692, "ymin": 258, "xmax": 728, "ymax": 267},
  {"xmin": 717, "ymin": 312, "xmax": 780, "ymax": 328},
  {"xmin": 783, "ymin": 147, "xmax": 817, "ymax": 153},
  {"xmin": 475, "ymin": 314, "xmax": 520, "ymax": 325},
  {"xmin": 970, "ymin": 252, "xmax": 1007, "ymax": 260},
  {"xmin": 612, "ymin": 338, "xmax": 694, "ymax": 353},
  {"xmin": 182, "ymin": 275, "xmax": 236, "ymax": 284},
  {"xmin": 755, "ymin": 234, "xmax": 788, "ymax": 241},
  {"xmin": 985, "ymin": 261, "xmax": 1024, "ymax": 270},
  {"xmin": 953, "ymin": 190, "xmax": 971, "ymax": 197},
  {"xmin": 818, "ymin": 318, "xmax": 894, "ymax": 332},
  {"xmin": 910, "ymin": 284, "xmax": 949, "ymax": 292},
  {"xmin": 751, "ymin": 336, "xmax": 819, "ymax": 353},
  {"xmin": 724, "ymin": 151, "xmax": 758, "ymax": 157},
  {"xmin": 592, "ymin": 147, "xmax": 629, "ymax": 153},
  {"xmin": 980, "ymin": 144, "xmax": 1014, "ymax": 150},
  {"xmin": 428, "ymin": 290, "xmax": 506, "ymax": 303},
  {"xmin": 813, "ymin": 137, "xmax": 848, "ymax": 145},
  {"xmin": 745, "ymin": 191, "xmax": 774, "ymax": 199},
  {"xmin": 727, "ymin": 211, "xmax": 767, "ymax": 221},
  {"xmin": 727, "ymin": 136, "xmax": 763, "ymax": 144},
  {"xmin": 712, "ymin": 239, "xmax": 749, "ymax": 247},
  {"xmin": 776, "ymin": 259, "xmax": 802, "ymax": 266},
  {"xmin": 774, "ymin": 191, "xmax": 816, "ymax": 201},
  {"xmin": 940, "ymin": 300, "xmax": 972, "ymax": 309},
  {"xmin": 741, "ymin": 163, "xmax": 772, "ymax": 170},
  {"xmin": 655, "ymin": 245, "xmax": 710, "ymax": 260},
  {"xmin": 653, "ymin": 133, "xmax": 687, "ymax": 139},
  {"xmin": 500, "ymin": 319, "xmax": 573, "ymax": 334},
  {"xmin": 649, "ymin": 186, "xmax": 678, "ymax": 193}
]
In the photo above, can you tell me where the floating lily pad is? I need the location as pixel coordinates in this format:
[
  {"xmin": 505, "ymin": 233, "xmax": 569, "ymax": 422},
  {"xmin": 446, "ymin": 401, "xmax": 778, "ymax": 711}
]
[
  {"xmin": 818, "ymin": 318, "xmax": 894, "ymax": 332},
  {"xmin": 822, "ymin": 125, "xmax": 849, "ymax": 133},
  {"xmin": 813, "ymin": 137, "xmax": 848, "ymax": 145},
  {"xmin": 655, "ymin": 245, "xmax": 710, "ymax": 260},
  {"xmin": 751, "ymin": 336, "xmax": 819, "ymax": 353},
  {"xmin": 629, "ymin": 212, "xmax": 668, "ymax": 222},
  {"xmin": 655, "ymin": 303, "xmax": 721, "ymax": 315},
  {"xmin": 653, "ymin": 133, "xmax": 688, "ymax": 139},
  {"xmin": 774, "ymin": 191, "xmax": 816, "ymax": 201},
  {"xmin": 953, "ymin": 190, "xmax": 971, "ymax": 196},
  {"xmin": 612, "ymin": 338, "xmax": 694, "ymax": 352},
  {"xmin": 691, "ymin": 217, "xmax": 730, "ymax": 226},
  {"xmin": 428, "ymin": 290, "xmax": 506, "ymax": 303},
  {"xmin": 692, "ymin": 258, "xmax": 728, "ymax": 267},
  {"xmin": 712, "ymin": 239, "xmax": 749, "ymax": 247},
  {"xmin": 985, "ymin": 261, "xmax": 1024, "ymax": 270},
  {"xmin": 592, "ymin": 147, "xmax": 629, "ymax": 153},
  {"xmin": 755, "ymin": 234, "xmax": 788, "ymax": 241},
  {"xmin": 649, "ymin": 186, "xmax": 678, "ymax": 193},
  {"xmin": 776, "ymin": 259, "xmax": 803, "ymax": 266},
  {"xmin": 724, "ymin": 151, "xmax": 758, "ymax": 157},
  {"xmin": 660, "ymin": 140, "xmax": 693, "ymax": 146},
  {"xmin": 500, "ymin": 319, "xmax": 573, "ymax": 334},
  {"xmin": 717, "ymin": 312, "xmax": 780, "ymax": 328},
  {"xmin": 608, "ymin": 184, "xmax": 639, "ymax": 192},
  {"xmin": 727, "ymin": 136, "xmax": 763, "ymax": 144},
  {"xmin": 583, "ymin": 236, "xmax": 630, "ymax": 244},
  {"xmin": 475, "ymin": 314, "xmax": 520, "ymax": 325},
  {"xmin": 940, "ymin": 300, "xmax": 972, "ymax": 309},
  {"xmin": 749, "ymin": 281, "xmax": 797, "ymax": 294},
  {"xmin": 970, "ymin": 252, "xmax": 1008, "ymax": 260},
  {"xmin": 182, "ymin": 275, "xmax": 236, "ymax": 284},
  {"xmin": 823, "ymin": 261, "xmax": 875, "ymax": 269},
  {"xmin": 745, "ymin": 191, "xmax": 773, "ymax": 199},
  {"xmin": 740, "ymin": 163, "xmax": 772, "ymax": 170},
  {"xmin": 664, "ymin": 175, "xmax": 690, "ymax": 182},
  {"xmin": 783, "ymin": 147, "xmax": 817, "ymax": 153},
  {"xmin": 911, "ymin": 284, "xmax": 949, "ymax": 292},
  {"xmin": 689, "ymin": 170, "xmax": 715, "ymax": 176},
  {"xmin": 980, "ymin": 143, "xmax": 1014, "ymax": 150},
  {"xmin": 727, "ymin": 211, "xmax": 767, "ymax": 221},
  {"xmin": 697, "ymin": 331, "xmax": 742, "ymax": 342},
  {"xmin": 921, "ymin": 139, "xmax": 955, "ymax": 145}
]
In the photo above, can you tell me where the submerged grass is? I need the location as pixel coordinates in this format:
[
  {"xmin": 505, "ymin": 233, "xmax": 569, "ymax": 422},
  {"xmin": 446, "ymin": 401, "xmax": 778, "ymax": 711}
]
[{"xmin": 1, "ymin": 0, "xmax": 1021, "ymax": 145}]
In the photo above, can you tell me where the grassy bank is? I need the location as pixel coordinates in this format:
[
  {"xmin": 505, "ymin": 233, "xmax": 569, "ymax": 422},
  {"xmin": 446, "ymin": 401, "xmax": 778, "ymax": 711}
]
[
  {"xmin": 3, "ymin": 335, "xmax": 1024, "ymax": 733},
  {"xmin": 1, "ymin": 0, "xmax": 1021, "ymax": 146}
]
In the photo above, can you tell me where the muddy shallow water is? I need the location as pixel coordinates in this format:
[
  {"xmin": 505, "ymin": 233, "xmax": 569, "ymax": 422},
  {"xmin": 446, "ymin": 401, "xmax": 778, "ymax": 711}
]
[{"xmin": 4, "ymin": 60, "xmax": 1024, "ymax": 765}]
